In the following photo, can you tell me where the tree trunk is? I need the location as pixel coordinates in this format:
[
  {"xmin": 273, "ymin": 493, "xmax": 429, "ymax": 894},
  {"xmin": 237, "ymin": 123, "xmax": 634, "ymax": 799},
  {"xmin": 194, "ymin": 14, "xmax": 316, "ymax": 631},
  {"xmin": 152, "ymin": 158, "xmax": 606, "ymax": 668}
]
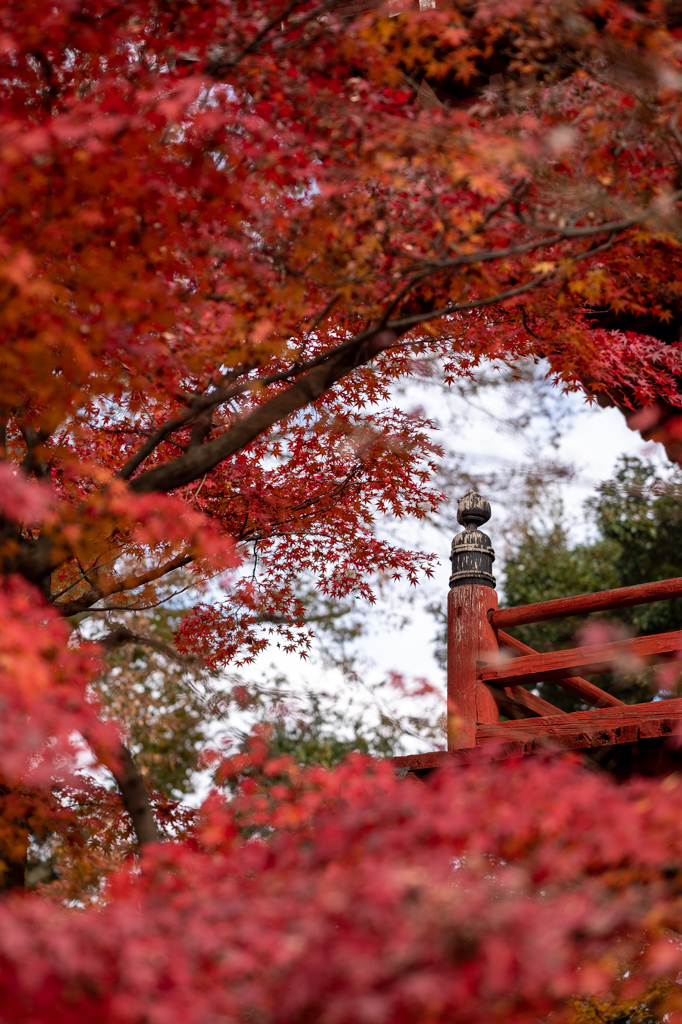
[
  {"xmin": 110, "ymin": 745, "xmax": 160, "ymax": 847},
  {"xmin": 0, "ymin": 786, "xmax": 28, "ymax": 893}
]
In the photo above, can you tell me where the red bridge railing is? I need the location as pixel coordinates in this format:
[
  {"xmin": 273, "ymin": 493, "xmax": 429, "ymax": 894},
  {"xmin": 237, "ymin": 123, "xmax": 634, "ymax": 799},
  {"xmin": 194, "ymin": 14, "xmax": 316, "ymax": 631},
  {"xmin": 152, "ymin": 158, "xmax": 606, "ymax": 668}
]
[
  {"xmin": 393, "ymin": 490, "xmax": 682, "ymax": 775},
  {"xmin": 493, "ymin": 575, "xmax": 682, "ymax": 628}
]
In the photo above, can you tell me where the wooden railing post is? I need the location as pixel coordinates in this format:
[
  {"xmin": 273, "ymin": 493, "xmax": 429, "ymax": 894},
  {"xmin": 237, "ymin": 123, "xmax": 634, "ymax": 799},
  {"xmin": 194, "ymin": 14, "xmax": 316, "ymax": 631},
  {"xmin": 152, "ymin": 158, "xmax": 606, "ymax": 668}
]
[{"xmin": 447, "ymin": 489, "xmax": 499, "ymax": 750}]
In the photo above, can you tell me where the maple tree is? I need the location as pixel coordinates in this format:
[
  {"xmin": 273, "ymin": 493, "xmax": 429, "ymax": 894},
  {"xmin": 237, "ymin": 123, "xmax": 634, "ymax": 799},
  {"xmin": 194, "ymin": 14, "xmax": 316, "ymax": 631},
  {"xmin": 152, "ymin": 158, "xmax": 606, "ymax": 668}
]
[{"xmin": 2, "ymin": 0, "xmax": 682, "ymax": 1019}]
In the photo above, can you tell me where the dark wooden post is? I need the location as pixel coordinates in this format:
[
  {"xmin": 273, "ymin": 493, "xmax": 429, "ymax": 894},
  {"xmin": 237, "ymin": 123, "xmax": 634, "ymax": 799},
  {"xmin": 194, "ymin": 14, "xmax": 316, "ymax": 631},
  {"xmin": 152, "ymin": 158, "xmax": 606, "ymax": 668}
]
[{"xmin": 447, "ymin": 490, "xmax": 499, "ymax": 750}]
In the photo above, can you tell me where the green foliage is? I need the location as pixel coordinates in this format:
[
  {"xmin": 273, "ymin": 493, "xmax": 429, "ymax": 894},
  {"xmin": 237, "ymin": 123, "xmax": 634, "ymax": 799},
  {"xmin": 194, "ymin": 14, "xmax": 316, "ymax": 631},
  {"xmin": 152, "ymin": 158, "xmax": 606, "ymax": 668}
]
[
  {"xmin": 502, "ymin": 511, "xmax": 623, "ymax": 710},
  {"xmin": 92, "ymin": 579, "xmax": 440, "ymax": 799},
  {"xmin": 502, "ymin": 457, "xmax": 682, "ymax": 709},
  {"xmin": 236, "ymin": 691, "xmax": 406, "ymax": 770},
  {"xmin": 588, "ymin": 457, "xmax": 682, "ymax": 635},
  {"xmin": 94, "ymin": 611, "xmax": 210, "ymax": 799},
  {"xmin": 503, "ymin": 515, "xmax": 620, "ymax": 651}
]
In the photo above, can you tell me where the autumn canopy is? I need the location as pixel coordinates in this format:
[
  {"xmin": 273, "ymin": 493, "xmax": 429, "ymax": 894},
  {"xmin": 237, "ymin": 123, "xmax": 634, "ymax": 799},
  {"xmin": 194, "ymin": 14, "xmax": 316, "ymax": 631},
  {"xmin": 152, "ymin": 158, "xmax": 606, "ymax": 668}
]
[{"xmin": 2, "ymin": 0, "xmax": 682, "ymax": 1020}]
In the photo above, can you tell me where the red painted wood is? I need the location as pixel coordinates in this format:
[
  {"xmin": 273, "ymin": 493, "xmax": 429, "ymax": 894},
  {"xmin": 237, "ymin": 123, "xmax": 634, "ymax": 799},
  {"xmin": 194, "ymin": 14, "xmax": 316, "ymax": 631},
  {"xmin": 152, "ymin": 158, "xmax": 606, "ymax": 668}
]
[
  {"xmin": 393, "ymin": 750, "xmax": 449, "ymax": 771},
  {"xmin": 392, "ymin": 698, "xmax": 682, "ymax": 771},
  {"xmin": 486, "ymin": 683, "xmax": 565, "ymax": 718},
  {"xmin": 331, "ymin": 0, "xmax": 383, "ymax": 13},
  {"xmin": 497, "ymin": 629, "xmax": 624, "ymax": 708},
  {"xmin": 447, "ymin": 584, "xmax": 499, "ymax": 749},
  {"xmin": 492, "ymin": 575, "xmax": 682, "ymax": 629},
  {"xmin": 480, "ymin": 629, "xmax": 682, "ymax": 688},
  {"xmin": 476, "ymin": 698, "xmax": 682, "ymax": 749}
]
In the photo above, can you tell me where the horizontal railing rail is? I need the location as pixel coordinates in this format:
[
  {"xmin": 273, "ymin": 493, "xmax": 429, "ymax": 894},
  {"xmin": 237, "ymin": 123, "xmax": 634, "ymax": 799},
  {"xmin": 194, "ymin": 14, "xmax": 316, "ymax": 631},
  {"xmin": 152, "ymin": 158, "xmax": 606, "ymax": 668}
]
[
  {"xmin": 498, "ymin": 630, "xmax": 624, "ymax": 708},
  {"xmin": 475, "ymin": 697, "xmax": 682, "ymax": 750},
  {"xmin": 492, "ymin": 575, "xmax": 682, "ymax": 629},
  {"xmin": 480, "ymin": 629, "xmax": 682, "ymax": 689}
]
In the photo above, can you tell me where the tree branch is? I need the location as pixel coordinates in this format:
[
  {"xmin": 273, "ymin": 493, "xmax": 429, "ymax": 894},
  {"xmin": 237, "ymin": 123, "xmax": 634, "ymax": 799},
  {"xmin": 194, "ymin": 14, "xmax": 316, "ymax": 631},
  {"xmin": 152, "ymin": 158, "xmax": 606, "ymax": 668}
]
[
  {"xmin": 6, "ymin": 207, "xmax": 650, "ymax": 588},
  {"xmin": 17, "ymin": 421, "xmax": 50, "ymax": 479},
  {"xmin": 128, "ymin": 328, "xmax": 399, "ymax": 495},
  {"xmin": 116, "ymin": 340, "xmax": 358, "ymax": 482},
  {"xmin": 204, "ymin": 1, "xmax": 339, "ymax": 76},
  {"xmin": 114, "ymin": 197, "xmax": 666, "ymax": 487},
  {"xmin": 56, "ymin": 551, "xmax": 194, "ymax": 616},
  {"xmin": 109, "ymin": 744, "xmax": 160, "ymax": 848},
  {"xmin": 388, "ymin": 231, "xmax": 621, "ymax": 331},
  {"xmin": 98, "ymin": 625, "xmax": 202, "ymax": 668},
  {"xmin": 117, "ymin": 231, "xmax": 618, "ymax": 498}
]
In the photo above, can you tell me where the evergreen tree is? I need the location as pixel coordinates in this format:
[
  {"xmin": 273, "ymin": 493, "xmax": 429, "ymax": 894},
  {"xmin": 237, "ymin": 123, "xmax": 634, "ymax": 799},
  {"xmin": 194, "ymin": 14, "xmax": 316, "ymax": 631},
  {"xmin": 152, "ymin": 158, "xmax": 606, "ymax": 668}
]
[{"xmin": 503, "ymin": 457, "xmax": 682, "ymax": 709}]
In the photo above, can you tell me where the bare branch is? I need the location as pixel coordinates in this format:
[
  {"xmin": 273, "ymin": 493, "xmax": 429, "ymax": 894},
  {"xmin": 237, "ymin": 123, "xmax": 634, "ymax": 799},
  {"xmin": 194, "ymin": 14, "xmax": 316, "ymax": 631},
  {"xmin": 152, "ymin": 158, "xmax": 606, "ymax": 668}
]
[
  {"xmin": 17, "ymin": 421, "xmax": 51, "ymax": 479},
  {"xmin": 98, "ymin": 625, "xmax": 202, "ymax": 669},
  {"xmin": 116, "ymin": 413, "xmax": 190, "ymax": 481},
  {"xmin": 388, "ymin": 231, "xmax": 621, "ymax": 331},
  {"xmin": 187, "ymin": 410, "xmax": 213, "ymax": 450},
  {"xmin": 57, "ymin": 551, "xmax": 194, "ymax": 616},
  {"xmin": 205, "ymin": 1, "xmax": 340, "ymax": 76}
]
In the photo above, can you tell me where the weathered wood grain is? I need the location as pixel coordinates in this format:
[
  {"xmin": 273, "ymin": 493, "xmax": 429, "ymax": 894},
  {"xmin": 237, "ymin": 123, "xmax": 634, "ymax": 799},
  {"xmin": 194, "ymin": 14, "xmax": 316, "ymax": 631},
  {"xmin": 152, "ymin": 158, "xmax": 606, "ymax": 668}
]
[
  {"xmin": 392, "ymin": 698, "xmax": 682, "ymax": 771},
  {"xmin": 392, "ymin": 750, "xmax": 449, "ymax": 771},
  {"xmin": 476, "ymin": 698, "xmax": 682, "ymax": 749},
  {"xmin": 480, "ymin": 630, "xmax": 682, "ymax": 688},
  {"xmin": 448, "ymin": 583, "xmax": 499, "ymax": 748},
  {"xmin": 331, "ymin": 0, "xmax": 383, "ymax": 13}
]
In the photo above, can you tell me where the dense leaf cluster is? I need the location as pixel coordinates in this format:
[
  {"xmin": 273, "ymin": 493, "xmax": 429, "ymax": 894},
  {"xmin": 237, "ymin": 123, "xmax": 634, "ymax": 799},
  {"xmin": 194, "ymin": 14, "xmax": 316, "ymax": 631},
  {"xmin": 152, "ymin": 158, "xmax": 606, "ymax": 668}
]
[
  {"xmin": 1, "ymin": 2, "xmax": 682, "ymax": 1019},
  {"xmin": 2, "ymin": 752, "xmax": 682, "ymax": 1023}
]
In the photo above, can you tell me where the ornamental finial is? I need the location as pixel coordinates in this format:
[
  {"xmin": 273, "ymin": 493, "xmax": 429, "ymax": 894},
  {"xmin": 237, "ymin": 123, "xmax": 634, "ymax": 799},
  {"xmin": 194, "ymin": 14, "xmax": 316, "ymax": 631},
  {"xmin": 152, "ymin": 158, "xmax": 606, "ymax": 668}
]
[
  {"xmin": 450, "ymin": 489, "xmax": 496, "ymax": 590},
  {"xmin": 456, "ymin": 488, "xmax": 491, "ymax": 529}
]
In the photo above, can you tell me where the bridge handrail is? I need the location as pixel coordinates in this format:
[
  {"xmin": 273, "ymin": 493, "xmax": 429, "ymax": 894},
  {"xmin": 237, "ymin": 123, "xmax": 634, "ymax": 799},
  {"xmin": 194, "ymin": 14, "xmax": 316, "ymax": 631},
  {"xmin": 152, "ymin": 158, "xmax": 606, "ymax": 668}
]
[{"xmin": 492, "ymin": 576, "xmax": 682, "ymax": 629}]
